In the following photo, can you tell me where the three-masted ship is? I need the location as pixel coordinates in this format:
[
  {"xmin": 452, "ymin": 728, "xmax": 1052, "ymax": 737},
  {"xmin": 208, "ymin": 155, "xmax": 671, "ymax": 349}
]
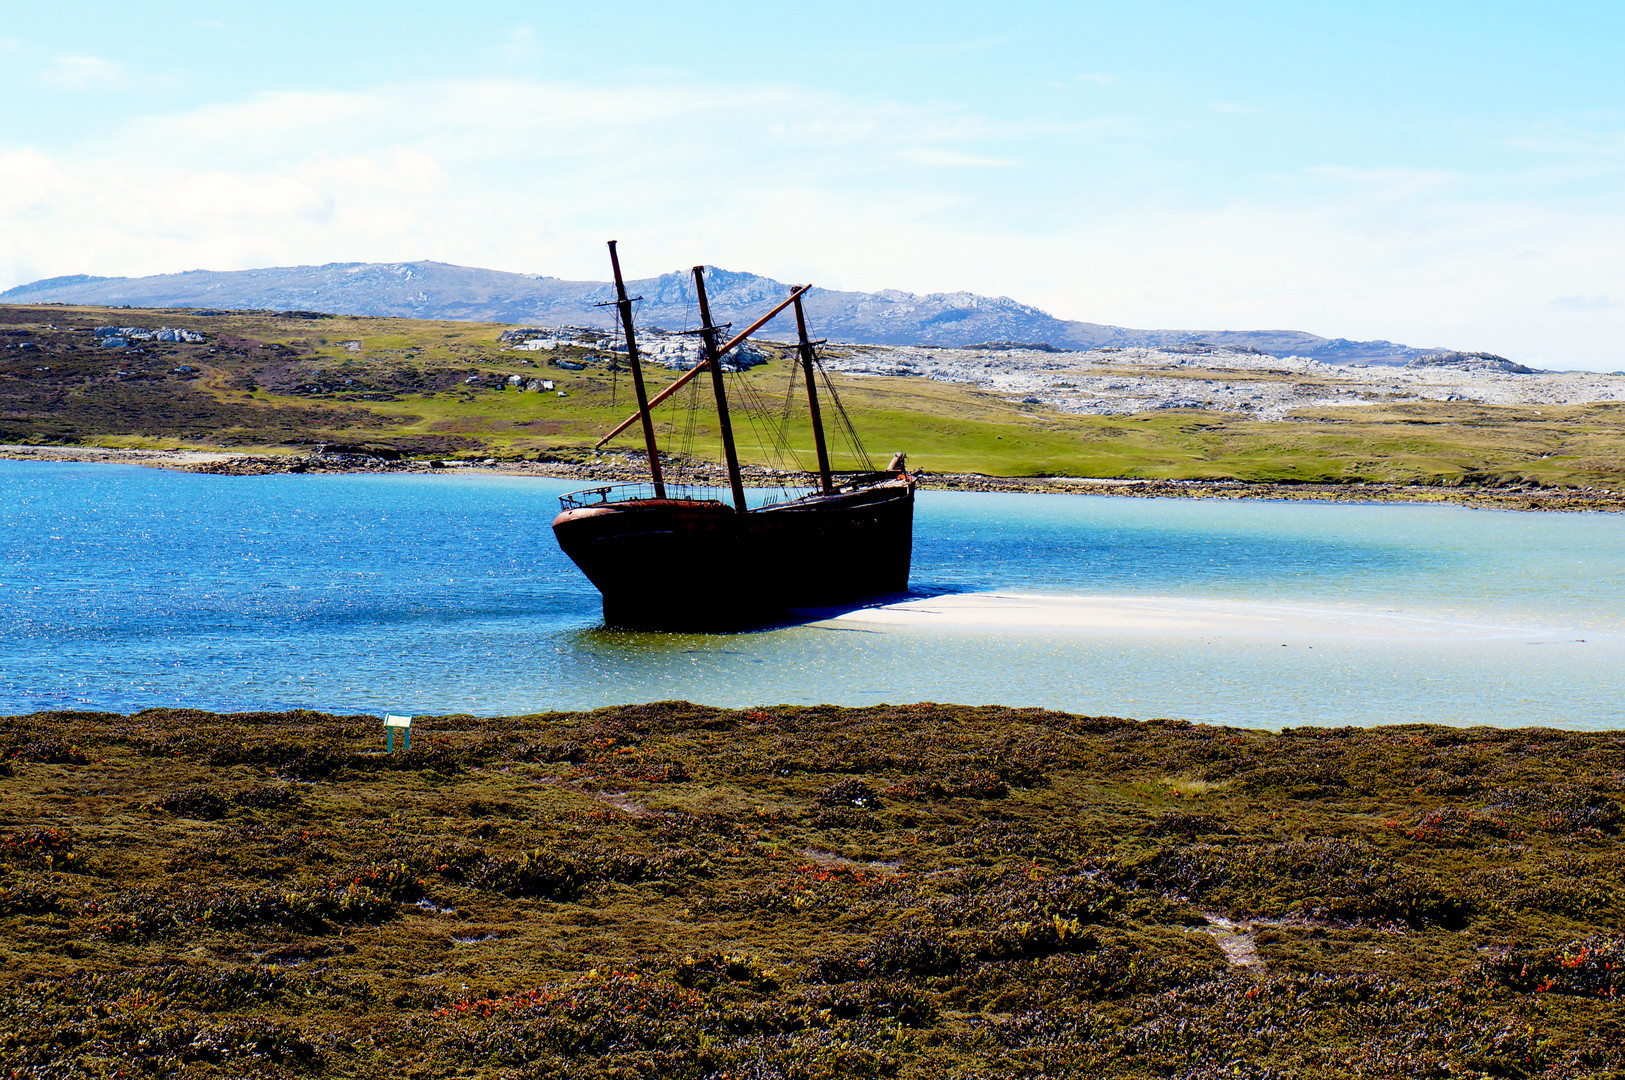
[{"xmin": 552, "ymin": 242, "xmax": 915, "ymax": 629}]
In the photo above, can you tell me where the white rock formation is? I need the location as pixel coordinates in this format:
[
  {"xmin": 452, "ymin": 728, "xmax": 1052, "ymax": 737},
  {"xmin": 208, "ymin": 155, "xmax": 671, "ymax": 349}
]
[
  {"xmin": 813, "ymin": 342, "xmax": 1625, "ymax": 419},
  {"xmin": 94, "ymin": 326, "xmax": 205, "ymax": 345}
]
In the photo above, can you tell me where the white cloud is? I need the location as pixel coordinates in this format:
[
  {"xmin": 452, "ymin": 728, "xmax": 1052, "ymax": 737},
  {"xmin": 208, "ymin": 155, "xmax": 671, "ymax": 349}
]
[
  {"xmin": 1553, "ymin": 295, "xmax": 1611, "ymax": 311},
  {"xmin": 0, "ymin": 76, "xmax": 1012, "ymax": 283},
  {"xmin": 903, "ymin": 33, "xmax": 1018, "ymax": 59},
  {"xmin": 500, "ymin": 25, "xmax": 535, "ymax": 61},
  {"xmin": 137, "ymin": 88, "xmax": 381, "ymax": 147},
  {"xmin": 3, "ymin": 74, "xmax": 1624, "ymax": 369},
  {"xmin": 999, "ymin": 200, "xmax": 1625, "ymax": 368},
  {"xmin": 896, "ymin": 147, "xmax": 1019, "ymax": 168},
  {"xmin": 1045, "ymin": 72, "xmax": 1120, "ymax": 91},
  {"xmin": 1304, "ymin": 164, "xmax": 1455, "ymax": 186},
  {"xmin": 37, "ymin": 54, "xmax": 128, "ymax": 91},
  {"xmin": 1299, "ymin": 165, "xmax": 1459, "ymax": 209}
]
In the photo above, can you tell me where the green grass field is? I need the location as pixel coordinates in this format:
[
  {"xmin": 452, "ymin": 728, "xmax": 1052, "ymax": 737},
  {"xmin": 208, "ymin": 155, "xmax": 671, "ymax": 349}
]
[{"xmin": 5, "ymin": 304, "xmax": 1625, "ymax": 489}]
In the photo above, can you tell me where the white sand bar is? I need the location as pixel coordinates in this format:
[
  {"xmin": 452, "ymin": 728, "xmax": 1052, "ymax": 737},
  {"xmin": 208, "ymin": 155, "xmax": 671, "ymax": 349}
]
[{"xmin": 812, "ymin": 592, "xmax": 1590, "ymax": 642}]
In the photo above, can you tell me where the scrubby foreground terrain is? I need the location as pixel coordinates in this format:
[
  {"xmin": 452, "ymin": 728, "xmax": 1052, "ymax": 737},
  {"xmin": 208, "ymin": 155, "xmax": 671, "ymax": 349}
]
[{"xmin": 2, "ymin": 704, "xmax": 1624, "ymax": 1078}]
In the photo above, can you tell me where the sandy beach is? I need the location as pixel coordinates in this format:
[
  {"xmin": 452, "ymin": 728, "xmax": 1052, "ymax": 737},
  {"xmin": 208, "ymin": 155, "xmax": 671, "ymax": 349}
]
[{"xmin": 812, "ymin": 590, "xmax": 1594, "ymax": 642}]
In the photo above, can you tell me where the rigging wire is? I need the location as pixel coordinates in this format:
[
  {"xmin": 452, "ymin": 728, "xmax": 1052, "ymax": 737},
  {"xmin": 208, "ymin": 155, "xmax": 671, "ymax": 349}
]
[
  {"xmin": 668, "ymin": 374, "xmax": 703, "ymax": 493},
  {"xmin": 664, "ymin": 378, "xmax": 685, "ymax": 483},
  {"xmin": 780, "ymin": 348, "xmax": 807, "ymax": 436},
  {"xmin": 777, "ymin": 350, "xmax": 817, "ymax": 491},
  {"xmin": 608, "ymin": 312, "xmax": 620, "ymax": 411},
  {"xmin": 779, "ymin": 351, "xmax": 813, "ymax": 493},
  {"xmin": 674, "ymin": 283, "xmax": 701, "ymax": 492},
  {"xmin": 730, "ymin": 362, "xmax": 804, "ymax": 483},
  {"xmin": 730, "ymin": 372, "xmax": 795, "ymax": 504},
  {"xmin": 813, "ymin": 349, "xmax": 873, "ymax": 472},
  {"xmin": 652, "ymin": 278, "xmax": 859, "ymax": 500},
  {"xmin": 781, "ymin": 345, "xmax": 801, "ymax": 428}
]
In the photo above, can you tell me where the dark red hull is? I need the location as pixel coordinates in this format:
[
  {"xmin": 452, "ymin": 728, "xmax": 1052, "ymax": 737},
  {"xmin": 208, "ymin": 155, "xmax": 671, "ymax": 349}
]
[{"xmin": 552, "ymin": 474, "xmax": 915, "ymax": 629}]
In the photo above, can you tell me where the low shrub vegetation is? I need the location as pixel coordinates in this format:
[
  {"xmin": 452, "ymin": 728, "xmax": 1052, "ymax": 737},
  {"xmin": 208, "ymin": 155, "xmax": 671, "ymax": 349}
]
[{"xmin": 0, "ymin": 704, "xmax": 1622, "ymax": 1077}]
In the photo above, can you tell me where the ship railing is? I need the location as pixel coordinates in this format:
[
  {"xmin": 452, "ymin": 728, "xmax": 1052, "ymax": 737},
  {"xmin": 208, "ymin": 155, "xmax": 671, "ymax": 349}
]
[{"xmin": 558, "ymin": 482, "xmax": 727, "ymax": 510}]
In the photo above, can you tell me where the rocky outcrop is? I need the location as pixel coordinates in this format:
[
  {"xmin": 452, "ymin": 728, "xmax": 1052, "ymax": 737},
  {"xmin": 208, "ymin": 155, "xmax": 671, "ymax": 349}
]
[
  {"xmin": 961, "ymin": 340, "xmax": 1069, "ymax": 352},
  {"xmin": 813, "ymin": 342, "xmax": 1620, "ymax": 421},
  {"xmin": 93, "ymin": 326, "xmax": 205, "ymax": 346},
  {"xmin": 499, "ymin": 323, "xmax": 766, "ymax": 371},
  {"xmin": 315, "ymin": 442, "xmax": 401, "ymax": 460},
  {"xmin": 1405, "ymin": 351, "xmax": 1536, "ymax": 375}
]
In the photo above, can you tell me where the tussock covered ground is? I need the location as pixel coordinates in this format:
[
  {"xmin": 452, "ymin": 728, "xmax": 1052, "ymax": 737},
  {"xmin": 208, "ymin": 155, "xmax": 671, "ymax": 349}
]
[{"xmin": 3, "ymin": 704, "xmax": 1624, "ymax": 1078}]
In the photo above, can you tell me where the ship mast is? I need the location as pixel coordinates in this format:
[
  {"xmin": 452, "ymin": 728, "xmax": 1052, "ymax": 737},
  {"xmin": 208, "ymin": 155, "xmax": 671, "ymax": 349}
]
[
  {"xmin": 692, "ymin": 266, "xmax": 749, "ymax": 514},
  {"xmin": 595, "ymin": 286, "xmax": 811, "ymax": 449},
  {"xmin": 606, "ymin": 241, "xmax": 665, "ymax": 498},
  {"xmin": 792, "ymin": 292, "xmax": 834, "ymax": 495}
]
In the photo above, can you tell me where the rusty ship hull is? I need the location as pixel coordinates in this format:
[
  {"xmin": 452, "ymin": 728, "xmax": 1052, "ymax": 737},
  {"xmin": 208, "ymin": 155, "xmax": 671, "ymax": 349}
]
[{"xmin": 553, "ymin": 473, "xmax": 914, "ymax": 629}]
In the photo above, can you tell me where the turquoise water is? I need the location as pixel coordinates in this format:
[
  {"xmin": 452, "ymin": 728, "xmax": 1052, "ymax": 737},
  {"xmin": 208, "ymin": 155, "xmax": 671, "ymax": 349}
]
[{"xmin": 2, "ymin": 460, "xmax": 1621, "ymax": 728}]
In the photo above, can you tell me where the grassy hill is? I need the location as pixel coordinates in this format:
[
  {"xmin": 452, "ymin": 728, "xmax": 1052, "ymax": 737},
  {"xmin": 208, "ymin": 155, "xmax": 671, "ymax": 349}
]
[{"xmin": 4, "ymin": 304, "xmax": 1624, "ymax": 490}]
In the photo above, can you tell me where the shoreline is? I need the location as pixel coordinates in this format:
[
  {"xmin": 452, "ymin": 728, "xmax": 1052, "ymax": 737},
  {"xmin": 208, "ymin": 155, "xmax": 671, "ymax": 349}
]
[{"xmin": 4, "ymin": 441, "xmax": 1623, "ymax": 511}]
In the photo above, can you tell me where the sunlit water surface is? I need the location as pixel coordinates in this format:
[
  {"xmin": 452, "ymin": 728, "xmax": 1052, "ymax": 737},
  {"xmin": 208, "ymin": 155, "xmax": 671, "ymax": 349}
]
[{"xmin": 3, "ymin": 460, "xmax": 1622, "ymax": 728}]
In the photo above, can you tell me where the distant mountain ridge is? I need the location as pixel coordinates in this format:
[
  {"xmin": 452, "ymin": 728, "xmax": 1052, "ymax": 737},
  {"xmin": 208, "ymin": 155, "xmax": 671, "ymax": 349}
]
[{"xmin": 1, "ymin": 260, "xmax": 1449, "ymax": 365}]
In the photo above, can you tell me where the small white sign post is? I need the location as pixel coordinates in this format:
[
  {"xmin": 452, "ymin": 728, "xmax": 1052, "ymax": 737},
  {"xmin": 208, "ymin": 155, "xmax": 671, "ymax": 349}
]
[{"xmin": 384, "ymin": 714, "xmax": 413, "ymax": 753}]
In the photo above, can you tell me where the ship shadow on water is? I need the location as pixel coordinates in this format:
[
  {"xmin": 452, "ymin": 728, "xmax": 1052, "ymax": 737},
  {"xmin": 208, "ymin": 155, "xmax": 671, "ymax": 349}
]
[
  {"xmin": 564, "ymin": 585, "xmax": 975, "ymax": 655},
  {"xmin": 564, "ymin": 588, "xmax": 961, "ymax": 652},
  {"xmin": 784, "ymin": 583, "xmax": 973, "ymax": 631}
]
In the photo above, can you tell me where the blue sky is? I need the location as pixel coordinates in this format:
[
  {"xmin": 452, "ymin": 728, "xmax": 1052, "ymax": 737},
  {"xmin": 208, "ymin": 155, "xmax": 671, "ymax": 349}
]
[{"xmin": 4, "ymin": 0, "xmax": 1622, "ymax": 367}]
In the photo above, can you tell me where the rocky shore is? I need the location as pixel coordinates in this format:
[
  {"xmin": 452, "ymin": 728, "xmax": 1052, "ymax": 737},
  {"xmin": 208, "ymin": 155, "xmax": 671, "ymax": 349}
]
[{"xmin": 6, "ymin": 442, "xmax": 1622, "ymax": 512}]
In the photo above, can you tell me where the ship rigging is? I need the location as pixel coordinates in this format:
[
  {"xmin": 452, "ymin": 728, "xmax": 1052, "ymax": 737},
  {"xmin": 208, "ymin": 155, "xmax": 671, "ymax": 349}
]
[{"xmin": 551, "ymin": 242, "xmax": 915, "ymax": 630}]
